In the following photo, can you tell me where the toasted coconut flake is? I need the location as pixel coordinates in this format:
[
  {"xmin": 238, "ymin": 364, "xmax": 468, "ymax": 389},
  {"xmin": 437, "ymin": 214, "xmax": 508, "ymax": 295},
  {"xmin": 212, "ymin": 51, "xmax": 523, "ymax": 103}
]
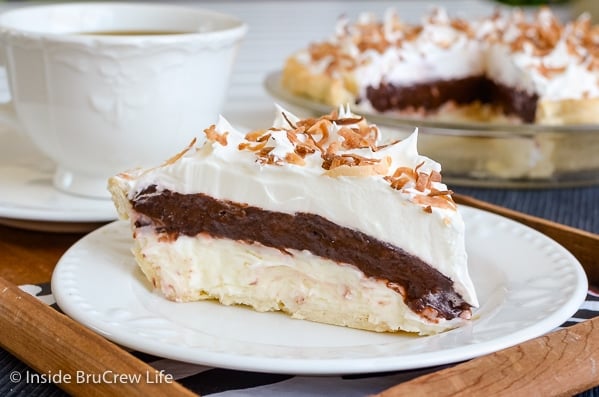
[
  {"xmin": 296, "ymin": 142, "xmax": 318, "ymax": 157},
  {"xmin": 323, "ymin": 152, "xmax": 380, "ymax": 171},
  {"xmin": 256, "ymin": 147, "xmax": 279, "ymax": 165},
  {"xmin": 538, "ymin": 63, "xmax": 567, "ymax": 77},
  {"xmin": 285, "ymin": 152, "xmax": 305, "ymax": 166},
  {"xmin": 325, "ymin": 141, "xmax": 342, "ymax": 157},
  {"xmin": 161, "ymin": 138, "xmax": 197, "ymax": 166},
  {"xmin": 430, "ymin": 170, "xmax": 442, "ymax": 182},
  {"xmin": 414, "ymin": 194, "xmax": 457, "ymax": 211},
  {"xmin": 338, "ymin": 126, "xmax": 372, "ymax": 149},
  {"xmin": 308, "ymin": 42, "xmax": 339, "ymax": 61},
  {"xmin": 281, "ymin": 112, "xmax": 297, "ymax": 129},
  {"xmin": 451, "ymin": 18, "xmax": 473, "ymax": 37},
  {"xmin": 238, "ymin": 139, "xmax": 269, "ymax": 152},
  {"xmin": 391, "ymin": 166, "xmax": 417, "ymax": 181},
  {"xmin": 385, "ymin": 175, "xmax": 411, "ymax": 190},
  {"xmin": 415, "ymin": 172, "xmax": 429, "ymax": 192},
  {"xmin": 245, "ymin": 129, "xmax": 271, "ymax": 142},
  {"xmin": 325, "ymin": 163, "xmax": 381, "ymax": 177},
  {"xmin": 306, "ymin": 119, "xmax": 331, "ymax": 146},
  {"xmin": 334, "ymin": 116, "xmax": 364, "ymax": 125},
  {"xmin": 204, "ymin": 125, "xmax": 228, "ymax": 146},
  {"xmin": 286, "ymin": 130, "xmax": 318, "ymax": 158},
  {"xmin": 429, "ymin": 189, "xmax": 454, "ymax": 197}
]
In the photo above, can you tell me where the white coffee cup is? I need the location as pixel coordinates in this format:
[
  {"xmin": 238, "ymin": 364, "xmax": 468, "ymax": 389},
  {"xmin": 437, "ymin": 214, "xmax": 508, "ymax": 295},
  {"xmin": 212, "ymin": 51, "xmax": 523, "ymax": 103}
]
[{"xmin": 0, "ymin": 3, "xmax": 247, "ymax": 198}]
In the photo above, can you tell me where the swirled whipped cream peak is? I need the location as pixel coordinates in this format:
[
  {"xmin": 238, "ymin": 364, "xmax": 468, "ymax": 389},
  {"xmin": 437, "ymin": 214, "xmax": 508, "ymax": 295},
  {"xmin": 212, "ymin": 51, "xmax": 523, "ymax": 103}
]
[{"xmin": 109, "ymin": 105, "xmax": 478, "ymax": 335}]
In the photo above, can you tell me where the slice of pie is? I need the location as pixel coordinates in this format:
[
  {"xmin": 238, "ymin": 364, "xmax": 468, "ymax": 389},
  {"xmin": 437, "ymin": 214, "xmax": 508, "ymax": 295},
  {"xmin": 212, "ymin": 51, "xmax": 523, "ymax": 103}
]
[{"xmin": 109, "ymin": 106, "xmax": 478, "ymax": 335}]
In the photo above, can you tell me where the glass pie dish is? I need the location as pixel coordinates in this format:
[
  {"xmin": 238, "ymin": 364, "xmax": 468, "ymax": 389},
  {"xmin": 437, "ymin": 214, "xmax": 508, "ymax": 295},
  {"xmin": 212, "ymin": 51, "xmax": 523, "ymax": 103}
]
[{"xmin": 264, "ymin": 71, "xmax": 599, "ymax": 188}]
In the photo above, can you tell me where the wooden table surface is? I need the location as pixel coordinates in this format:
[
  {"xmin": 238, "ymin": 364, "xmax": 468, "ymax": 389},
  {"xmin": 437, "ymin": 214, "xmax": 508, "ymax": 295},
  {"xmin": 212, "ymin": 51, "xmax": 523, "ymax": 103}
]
[{"xmin": 0, "ymin": 225, "xmax": 84, "ymax": 285}]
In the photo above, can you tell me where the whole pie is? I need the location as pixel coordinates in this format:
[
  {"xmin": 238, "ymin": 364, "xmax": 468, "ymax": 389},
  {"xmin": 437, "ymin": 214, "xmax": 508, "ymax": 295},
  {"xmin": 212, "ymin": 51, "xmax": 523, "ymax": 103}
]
[{"xmin": 282, "ymin": 7, "xmax": 599, "ymax": 125}]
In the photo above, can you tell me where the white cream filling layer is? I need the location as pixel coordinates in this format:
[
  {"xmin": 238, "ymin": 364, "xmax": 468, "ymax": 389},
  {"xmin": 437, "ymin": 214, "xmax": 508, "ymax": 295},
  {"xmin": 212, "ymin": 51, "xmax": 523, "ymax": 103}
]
[{"xmin": 133, "ymin": 229, "xmax": 469, "ymax": 335}]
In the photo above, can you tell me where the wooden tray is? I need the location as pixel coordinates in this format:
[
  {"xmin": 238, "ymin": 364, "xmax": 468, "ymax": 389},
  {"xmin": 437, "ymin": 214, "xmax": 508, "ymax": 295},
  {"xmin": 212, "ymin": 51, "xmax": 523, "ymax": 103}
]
[{"xmin": 0, "ymin": 195, "xmax": 597, "ymax": 396}]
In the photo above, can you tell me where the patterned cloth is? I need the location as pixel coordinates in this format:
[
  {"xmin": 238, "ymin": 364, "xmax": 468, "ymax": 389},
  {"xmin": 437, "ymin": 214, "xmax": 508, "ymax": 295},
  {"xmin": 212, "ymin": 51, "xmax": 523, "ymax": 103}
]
[{"xmin": 0, "ymin": 283, "xmax": 597, "ymax": 397}]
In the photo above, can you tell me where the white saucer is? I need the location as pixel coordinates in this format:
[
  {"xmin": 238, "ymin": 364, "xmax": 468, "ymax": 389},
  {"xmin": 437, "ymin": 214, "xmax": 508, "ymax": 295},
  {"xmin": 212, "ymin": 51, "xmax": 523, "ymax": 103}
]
[{"xmin": 0, "ymin": 129, "xmax": 117, "ymax": 232}]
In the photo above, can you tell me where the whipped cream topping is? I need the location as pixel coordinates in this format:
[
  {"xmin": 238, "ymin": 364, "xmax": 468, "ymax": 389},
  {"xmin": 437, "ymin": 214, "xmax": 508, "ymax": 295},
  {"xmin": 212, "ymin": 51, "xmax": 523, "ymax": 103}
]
[
  {"xmin": 484, "ymin": 9, "xmax": 599, "ymax": 100},
  {"xmin": 358, "ymin": 10, "xmax": 485, "ymax": 95},
  {"xmin": 131, "ymin": 105, "xmax": 451, "ymax": 213},
  {"xmin": 295, "ymin": 7, "xmax": 599, "ymax": 102},
  {"xmin": 304, "ymin": 7, "xmax": 484, "ymax": 98},
  {"xmin": 119, "ymin": 106, "xmax": 476, "ymax": 306}
]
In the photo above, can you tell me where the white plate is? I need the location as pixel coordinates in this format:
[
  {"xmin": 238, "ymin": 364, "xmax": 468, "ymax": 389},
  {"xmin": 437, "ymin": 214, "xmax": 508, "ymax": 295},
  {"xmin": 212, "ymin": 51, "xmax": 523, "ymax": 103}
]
[
  {"xmin": 52, "ymin": 206, "xmax": 588, "ymax": 375},
  {"xmin": 0, "ymin": 130, "xmax": 116, "ymax": 231}
]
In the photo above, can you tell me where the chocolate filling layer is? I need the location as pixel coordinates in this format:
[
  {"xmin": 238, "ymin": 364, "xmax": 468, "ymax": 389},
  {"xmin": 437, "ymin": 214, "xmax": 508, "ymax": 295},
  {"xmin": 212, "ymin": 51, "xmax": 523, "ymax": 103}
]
[
  {"xmin": 366, "ymin": 76, "xmax": 487, "ymax": 112},
  {"xmin": 365, "ymin": 77, "xmax": 538, "ymax": 122},
  {"xmin": 132, "ymin": 186, "xmax": 471, "ymax": 321},
  {"xmin": 491, "ymin": 81, "xmax": 539, "ymax": 123}
]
